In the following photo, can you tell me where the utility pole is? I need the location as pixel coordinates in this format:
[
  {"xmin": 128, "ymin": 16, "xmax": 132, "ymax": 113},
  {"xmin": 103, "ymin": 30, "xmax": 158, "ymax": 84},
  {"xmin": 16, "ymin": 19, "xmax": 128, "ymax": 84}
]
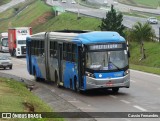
[
  {"xmin": 77, "ymin": 0, "xmax": 81, "ymax": 19},
  {"xmin": 159, "ymin": 27, "xmax": 160, "ymax": 42}
]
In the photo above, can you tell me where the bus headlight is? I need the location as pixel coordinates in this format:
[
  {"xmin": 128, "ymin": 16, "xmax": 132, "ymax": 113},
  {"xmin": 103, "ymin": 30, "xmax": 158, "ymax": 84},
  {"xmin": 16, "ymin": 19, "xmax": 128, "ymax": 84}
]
[
  {"xmin": 124, "ymin": 70, "xmax": 129, "ymax": 76},
  {"xmin": 17, "ymin": 48, "xmax": 20, "ymax": 51},
  {"xmin": 85, "ymin": 72, "xmax": 95, "ymax": 78}
]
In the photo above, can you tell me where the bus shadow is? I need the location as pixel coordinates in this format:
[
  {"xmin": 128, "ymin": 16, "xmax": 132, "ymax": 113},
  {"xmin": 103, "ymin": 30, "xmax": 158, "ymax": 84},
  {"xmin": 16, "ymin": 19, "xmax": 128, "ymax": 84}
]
[
  {"xmin": 81, "ymin": 88, "xmax": 129, "ymax": 97},
  {"xmin": 35, "ymin": 80, "xmax": 129, "ymax": 97},
  {"xmin": 15, "ymin": 56, "xmax": 26, "ymax": 58}
]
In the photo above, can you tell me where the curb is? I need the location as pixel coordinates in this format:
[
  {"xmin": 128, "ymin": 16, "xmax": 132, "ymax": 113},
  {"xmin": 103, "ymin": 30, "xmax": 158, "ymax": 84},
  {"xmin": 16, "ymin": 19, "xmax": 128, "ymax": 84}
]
[{"xmin": 0, "ymin": 72, "xmax": 96, "ymax": 121}]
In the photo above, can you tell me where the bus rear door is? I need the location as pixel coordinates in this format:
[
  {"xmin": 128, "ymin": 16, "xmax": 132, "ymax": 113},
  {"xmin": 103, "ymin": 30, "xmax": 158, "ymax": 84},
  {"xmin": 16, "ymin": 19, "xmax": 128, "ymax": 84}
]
[{"xmin": 58, "ymin": 43, "xmax": 63, "ymax": 85}]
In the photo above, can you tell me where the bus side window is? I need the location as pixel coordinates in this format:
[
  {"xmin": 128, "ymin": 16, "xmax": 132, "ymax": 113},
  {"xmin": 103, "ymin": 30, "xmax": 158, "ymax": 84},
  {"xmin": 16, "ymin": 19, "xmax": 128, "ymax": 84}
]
[
  {"xmin": 63, "ymin": 43, "xmax": 67, "ymax": 60},
  {"xmin": 37, "ymin": 40, "xmax": 40, "ymax": 56},
  {"xmin": 31, "ymin": 40, "xmax": 35, "ymax": 55},
  {"xmin": 35, "ymin": 40, "xmax": 39, "ymax": 56},
  {"xmin": 67, "ymin": 43, "xmax": 72, "ymax": 61},
  {"xmin": 72, "ymin": 44, "xmax": 76, "ymax": 62},
  {"xmin": 41, "ymin": 41, "xmax": 44, "ymax": 56},
  {"xmin": 50, "ymin": 41, "xmax": 54, "ymax": 58},
  {"xmin": 53, "ymin": 42, "xmax": 57, "ymax": 58}
]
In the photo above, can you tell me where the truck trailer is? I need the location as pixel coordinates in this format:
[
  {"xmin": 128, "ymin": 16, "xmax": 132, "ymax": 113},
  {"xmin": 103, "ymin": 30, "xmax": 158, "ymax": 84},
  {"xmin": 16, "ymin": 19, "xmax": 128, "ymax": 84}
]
[{"xmin": 8, "ymin": 27, "xmax": 32, "ymax": 57}]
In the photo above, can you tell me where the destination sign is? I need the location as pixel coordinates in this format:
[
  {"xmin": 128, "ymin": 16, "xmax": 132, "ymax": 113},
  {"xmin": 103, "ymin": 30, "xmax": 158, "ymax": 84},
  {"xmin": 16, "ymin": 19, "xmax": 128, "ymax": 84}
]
[{"xmin": 88, "ymin": 44, "xmax": 123, "ymax": 50}]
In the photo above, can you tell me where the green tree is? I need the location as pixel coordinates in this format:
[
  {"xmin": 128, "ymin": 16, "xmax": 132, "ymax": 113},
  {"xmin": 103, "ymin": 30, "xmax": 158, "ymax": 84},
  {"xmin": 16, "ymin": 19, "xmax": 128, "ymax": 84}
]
[
  {"xmin": 131, "ymin": 22, "xmax": 155, "ymax": 60},
  {"xmin": 99, "ymin": 5, "xmax": 125, "ymax": 36}
]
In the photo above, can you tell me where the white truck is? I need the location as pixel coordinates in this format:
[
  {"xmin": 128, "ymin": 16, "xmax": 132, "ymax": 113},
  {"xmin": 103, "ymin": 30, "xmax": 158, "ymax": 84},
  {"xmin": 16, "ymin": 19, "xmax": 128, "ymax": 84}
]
[{"xmin": 0, "ymin": 32, "xmax": 9, "ymax": 52}]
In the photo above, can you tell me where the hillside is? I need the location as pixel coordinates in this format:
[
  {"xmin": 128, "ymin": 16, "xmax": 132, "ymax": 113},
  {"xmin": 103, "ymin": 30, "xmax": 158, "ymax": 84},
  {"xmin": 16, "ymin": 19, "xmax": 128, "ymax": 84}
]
[
  {"xmin": 0, "ymin": 0, "xmax": 11, "ymax": 6},
  {"xmin": 0, "ymin": 0, "xmax": 51, "ymax": 32},
  {"xmin": 0, "ymin": 0, "xmax": 160, "ymax": 73}
]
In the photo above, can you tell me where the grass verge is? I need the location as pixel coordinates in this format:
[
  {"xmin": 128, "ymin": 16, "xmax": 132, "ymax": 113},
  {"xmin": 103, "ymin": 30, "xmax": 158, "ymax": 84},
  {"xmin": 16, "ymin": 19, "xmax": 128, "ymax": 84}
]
[
  {"xmin": 0, "ymin": 78, "xmax": 63, "ymax": 121},
  {"xmin": 130, "ymin": 64, "xmax": 160, "ymax": 75},
  {"xmin": 129, "ymin": 42, "xmax": 160, "ymax": 75},
  {"xmin": 33, "ymin": 12, "xmax": 101, "ymax": 33},
  {"xmin": 0, "ymin": 0, "xmax": 11, "ymax": 6}
]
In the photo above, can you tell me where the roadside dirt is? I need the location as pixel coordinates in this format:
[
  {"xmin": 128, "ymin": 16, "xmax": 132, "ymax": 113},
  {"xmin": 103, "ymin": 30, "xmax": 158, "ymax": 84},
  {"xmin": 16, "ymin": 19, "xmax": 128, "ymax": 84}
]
[{"xmin": 29, "ymin": 12, "xmax": 53, "ymax": 27}]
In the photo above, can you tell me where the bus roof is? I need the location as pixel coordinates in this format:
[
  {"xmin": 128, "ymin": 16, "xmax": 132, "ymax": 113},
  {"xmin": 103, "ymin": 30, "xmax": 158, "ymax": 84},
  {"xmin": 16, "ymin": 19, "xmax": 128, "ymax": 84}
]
[
  {"xmin": 74, "ymin": 31, "xmax": 125, "ymax": 44},
  {"xmin": 29, "ymin": 32, "xmax": 46, "ymax": 40},
  {"xmin": 28, "ymin": 31, "xmax": 125, "ymax": 44}
]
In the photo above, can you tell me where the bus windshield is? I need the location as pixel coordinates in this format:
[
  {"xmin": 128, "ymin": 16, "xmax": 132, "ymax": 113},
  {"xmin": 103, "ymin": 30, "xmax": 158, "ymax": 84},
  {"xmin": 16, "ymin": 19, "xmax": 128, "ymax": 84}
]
[
  {"xmin": 2, "ymin": 38, "xmax": 8, "ymax": 47},
  {"xmin": 18, "ymin": 40, "xmax": 26, "ymax": 44},
  {"xmin": 86, "ymin": 50, "xmax": 128, "ymax": 70}
]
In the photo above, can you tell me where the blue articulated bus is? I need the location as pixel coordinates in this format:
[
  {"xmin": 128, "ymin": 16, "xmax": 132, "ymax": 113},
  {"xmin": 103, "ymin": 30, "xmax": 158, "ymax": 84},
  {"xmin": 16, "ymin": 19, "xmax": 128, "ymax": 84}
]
[{"xmin": 26, "ymin": 30, "xmax": 130, "ymax": 92}]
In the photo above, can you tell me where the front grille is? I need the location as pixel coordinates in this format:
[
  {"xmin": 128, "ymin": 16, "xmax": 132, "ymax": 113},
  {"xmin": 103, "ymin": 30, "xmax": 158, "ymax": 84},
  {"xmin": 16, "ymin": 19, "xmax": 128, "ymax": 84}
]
[
  {"xmin": 1, "ymin": 62, "xmax": 9, "ymax": 64},
  {"xmin": 21, "ymin": 46, "xmax": 26, "ymax": 54}
]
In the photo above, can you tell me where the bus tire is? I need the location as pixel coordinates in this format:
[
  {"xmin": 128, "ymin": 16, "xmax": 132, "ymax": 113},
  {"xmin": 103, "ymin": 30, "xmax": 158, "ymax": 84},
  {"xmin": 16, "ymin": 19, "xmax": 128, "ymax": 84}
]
[
  {"xmin": 112, "ymin": 87, "xmax": 119, "ymax": 93},
  {"xmin": 55, "ymin": 71, "xmax": 60, "ymax": 88},
  {"xmin": 34, "ymin": 68, "xmax": 38, "ymax": 82},
  {"xmin": 74, "ymin": 77, "xmax": 79, "ymax": 92}
]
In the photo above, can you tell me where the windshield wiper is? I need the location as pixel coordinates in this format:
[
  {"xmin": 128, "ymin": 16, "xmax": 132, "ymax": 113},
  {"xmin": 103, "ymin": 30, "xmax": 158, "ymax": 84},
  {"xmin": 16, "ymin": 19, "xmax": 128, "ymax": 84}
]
[{"xmin": 108, "ymin": 56, "xmax": 123, "ymax": 71}]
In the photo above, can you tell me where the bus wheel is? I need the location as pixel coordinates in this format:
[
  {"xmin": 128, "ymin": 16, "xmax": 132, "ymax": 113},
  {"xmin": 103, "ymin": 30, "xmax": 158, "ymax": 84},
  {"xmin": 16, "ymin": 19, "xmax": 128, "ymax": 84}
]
[
  {"xmin": 112, "ymin": 87, "xmax": 119, "ymax": 93},
  {"xmin": 34, "ymin": 70, "xmax": 38, "ymax": 81},
  {"xmin": 55, "ymin": 72, "xmax": 60, "ymax": 88},
  {"xmin": 74, "ymin": 77, "xmax": 79, "ymax": 92}
]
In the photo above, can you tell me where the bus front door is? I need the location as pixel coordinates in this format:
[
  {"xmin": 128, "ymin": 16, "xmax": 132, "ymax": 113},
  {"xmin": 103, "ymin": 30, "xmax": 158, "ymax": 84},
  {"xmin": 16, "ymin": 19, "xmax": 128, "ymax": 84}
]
[{"xmin": 78, "ymin": 46, "xmax": 84, "ymax": 89}]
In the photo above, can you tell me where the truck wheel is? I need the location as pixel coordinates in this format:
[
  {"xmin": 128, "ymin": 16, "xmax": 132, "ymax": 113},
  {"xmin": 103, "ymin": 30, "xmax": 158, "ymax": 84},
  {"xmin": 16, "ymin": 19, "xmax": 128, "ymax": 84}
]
[
  {"xmin": 74, "ymin": 77, "xmax": 79, "ymax": 92},
  {"xmin": 13, "ymin": 50, "xmax": 16, "ymax": 57},
  {"xmin": 10, "ymin": 66, "xmax": 12, "ymax": 69},
  {"xmin": 3, "ymin": 67, "xmax": 6, "ymax": 70}
]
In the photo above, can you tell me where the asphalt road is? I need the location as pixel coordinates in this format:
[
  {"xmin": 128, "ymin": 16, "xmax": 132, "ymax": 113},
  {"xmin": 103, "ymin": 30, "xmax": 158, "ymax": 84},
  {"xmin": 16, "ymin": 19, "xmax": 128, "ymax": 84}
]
[
  {"xmin": 46, "ymin": 0, "xmax": 160, "ymax": 39},
  {"xmin": 0, "ymin": 53, "xmax": 160, "ymax": 121},
  {"xmin": 88, "ymin": 0, "xmax": 160, "ymax": 14}
]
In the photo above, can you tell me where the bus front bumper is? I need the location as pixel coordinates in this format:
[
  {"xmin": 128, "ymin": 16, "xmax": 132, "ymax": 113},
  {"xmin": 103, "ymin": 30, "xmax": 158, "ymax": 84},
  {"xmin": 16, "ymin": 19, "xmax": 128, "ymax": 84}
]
[{"xmin": 85, "ymin": 74, "xmax": 130, "ymax": 90}]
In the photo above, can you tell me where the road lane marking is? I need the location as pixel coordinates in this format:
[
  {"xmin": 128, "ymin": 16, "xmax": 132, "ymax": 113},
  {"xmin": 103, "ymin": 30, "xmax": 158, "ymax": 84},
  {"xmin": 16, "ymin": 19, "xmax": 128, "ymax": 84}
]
[
  {"xmin": 78, "ymin": 107, "xmax": 94, "ymax": 110},
  {"xmin": 130, "ymin": 79, "xmax": 136, "ymax": 83},
  {"xmin": 120, "ymin": 100, "xmax": 130, "ymax": 104},
  {"xmin": 51, "ymin": 89, "xmax": 55, "ymax": 92},
  {"xmin": 133, "ymin": 105, "xmax": 147, "ymax": 112},
  {"xmin": 123, "ymin": 118, "xmax": 131, "ymax": 121},
  {"xmin": 109, "ymin": 95, "xmax": 117, "ymax": 99}
]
